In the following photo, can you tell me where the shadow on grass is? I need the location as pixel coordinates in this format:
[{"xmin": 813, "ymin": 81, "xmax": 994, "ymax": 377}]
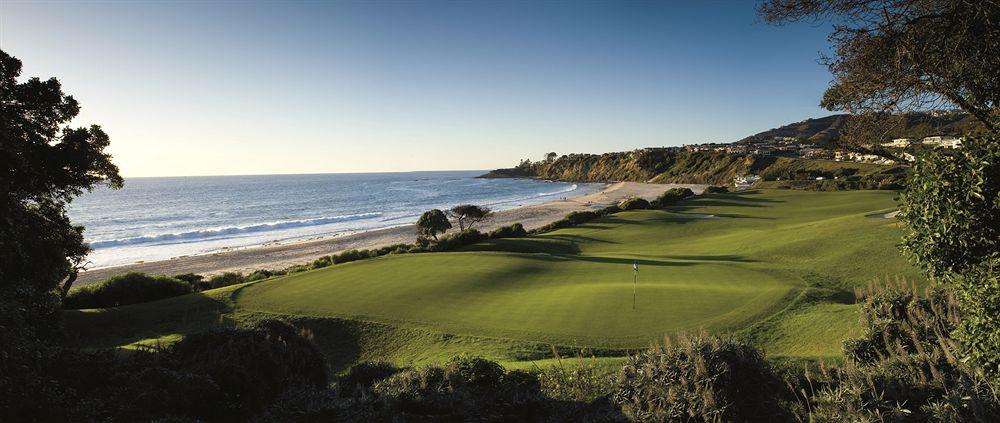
[
  {"xmin": 662, "ymin": 254, "xmax": 759, "ymax": 263},
  {"xmin": 62, "ymin": 291, "xmax": 231, "ymax": 350}
]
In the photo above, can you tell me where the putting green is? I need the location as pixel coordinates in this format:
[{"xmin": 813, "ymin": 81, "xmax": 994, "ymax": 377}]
[
  {"xmin": 234, "ymin": 189, "xmax": 920, "ymax": 349},
  {"xmin": 67, "ymin": 189, "xmax": 924, "ymax": 367},
  {"xmin": 236, "ymin": 252, "xmax": 793, "ymax": 347}
]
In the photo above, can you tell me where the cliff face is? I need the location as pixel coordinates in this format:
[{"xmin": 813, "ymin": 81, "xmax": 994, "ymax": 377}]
[
  {"xmin": 480, "ymin": 150, "xmax": 901, "ymax": 187},
  {"xmin": 480, "ymin": 150, "xmax": 771, "ymax": 185}
]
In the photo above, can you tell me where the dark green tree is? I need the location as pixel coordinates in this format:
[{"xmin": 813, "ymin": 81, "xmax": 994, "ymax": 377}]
[
  {"xmin": 416, "ymin": 209, "xmax": 451, "ymax": 240},
  {"xmin": 897, "ymin": 136, "xmax": 1000, "ymax": 385},
  {"xmin": 898, "ymin": 137, "xmax": 1000, "ymax": 278},
  {"xmin": 448, "ymin": 204, "xmax": 491, "ymax": 231},
  {"xmin": 0, "ymin": 48, "xmax": 122, "ymax": 398},
  {"xmin": 759, "ymin": 0, "xmax": 1000, "ymax": 157}
]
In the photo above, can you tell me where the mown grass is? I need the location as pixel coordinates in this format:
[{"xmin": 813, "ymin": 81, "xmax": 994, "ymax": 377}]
[{"xmin": 65, "ymin": 189, "xmax": 923, "ymax": 372}]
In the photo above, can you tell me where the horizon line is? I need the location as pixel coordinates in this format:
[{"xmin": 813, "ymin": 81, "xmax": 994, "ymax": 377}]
[{"xmin": 118, "ymin": 168, "xmax": 494, "ymax": 179}]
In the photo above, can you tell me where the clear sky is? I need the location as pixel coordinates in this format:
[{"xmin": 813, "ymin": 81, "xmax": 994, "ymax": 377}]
[{"xmin": 2, "ymin": 1, "xmax": 834, "ymax": 177}]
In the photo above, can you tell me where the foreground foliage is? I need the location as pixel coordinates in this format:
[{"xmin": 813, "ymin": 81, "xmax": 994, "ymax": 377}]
[
  {"xmin": 615, "ymin": 333, "xmax": 793, "ymax": 422},
  {"xmin": 63, "ymin": 271, "xmax": 193, "ymax": 309},
  {"xmin": 807, "ymin": 283, "xmax": 999, "ymax": 422},
  {"xmin": 899, "ymin": 135, "xmax": 1000, "ymax": 389},
  {"xmin": 0, "ymin": 49, "xmax": 122, "ymax": 416}
]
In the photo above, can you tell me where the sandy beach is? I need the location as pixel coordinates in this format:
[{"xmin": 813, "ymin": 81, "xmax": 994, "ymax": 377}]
[{"xmin": 76, "ymin": 182, "xmax": 707, "ymax": 286}]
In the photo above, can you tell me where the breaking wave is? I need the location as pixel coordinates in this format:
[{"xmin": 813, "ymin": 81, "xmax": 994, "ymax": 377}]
[{"xmin": 89, "ymin": 212, "xmax": 381, "ymax": 248}]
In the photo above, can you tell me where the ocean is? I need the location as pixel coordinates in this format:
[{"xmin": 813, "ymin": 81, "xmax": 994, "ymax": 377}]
[{"xmin": 68, "ymin": 171, "xmax": 601, "ymax": 268}]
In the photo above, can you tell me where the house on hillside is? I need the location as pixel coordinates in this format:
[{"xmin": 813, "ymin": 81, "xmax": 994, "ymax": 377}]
[
  {"xmin": 882, "ymin": 138, "xmax": 912, "ymax": 148},
  {"xmin": 922, "ymin": 136, "xmax": 963, "ymax": 149},
  {"xmin": 752, "ymin": 146, "xmax": 776, "ymax": 156},
  {"xmin": 800, "ymin": 147, "xmax": 826, "ymax": 159},
  {"xmin": 734, "ymin": 175, "xmax": 761, "ymax": 189}
]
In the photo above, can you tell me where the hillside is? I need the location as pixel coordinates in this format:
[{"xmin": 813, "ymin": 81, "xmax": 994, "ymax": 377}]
[
  {"xmin": 740, "ymin": 111, "xmax": 986, "ymax": 146},
  {"xmin": 66, "ymin": 190, "xmax": 923, "ymax": 372},
  {"xmin": 482, "ymin": 149, "xmax": 906, "ymax": 188}
]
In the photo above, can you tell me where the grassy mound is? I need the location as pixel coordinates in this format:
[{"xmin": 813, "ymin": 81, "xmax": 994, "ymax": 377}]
[{"xmin": 65, "ymin": 190, "xmax": 923, "ymax": 371}]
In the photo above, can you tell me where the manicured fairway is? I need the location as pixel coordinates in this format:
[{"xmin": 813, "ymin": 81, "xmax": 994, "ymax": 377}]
[
  {"xmin": 237, "ymin": 252, "xmax": 793, "ymax": 347},
  {"xmin": 234, "ymin": 189, "xmax": 921, "ymax": 350},
  {"xmin": 66, "ymin": 189, "xmax": 924, "ymax": 369}
]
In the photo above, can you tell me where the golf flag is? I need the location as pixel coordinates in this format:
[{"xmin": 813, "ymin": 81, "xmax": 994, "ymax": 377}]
[{"xmin": 632, "ymin": 261, "xmax": 638, "ymax": 310}]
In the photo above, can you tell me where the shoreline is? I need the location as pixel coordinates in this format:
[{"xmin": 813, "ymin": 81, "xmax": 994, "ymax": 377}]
[{"xmin": 76, "ymin": 181, "xmax": 708, "ymax": 286}]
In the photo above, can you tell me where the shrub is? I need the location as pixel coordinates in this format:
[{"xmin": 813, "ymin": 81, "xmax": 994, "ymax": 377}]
[
  {"xmin": 953, "ymin": 269, "xmax": 1000, "ymax": 389},
  {"xmin": 172, "ymin": 273, "xmax": 204, "ymax": 286},
  {"xmin": 897, "ymin": 135, "xmax": 1000, "ymax": 388},
  {"xmin": 245, "ymin": 269, "xmax": 283, "ymax": 281},
  {"xmin": 535, "ymin": 351, "xmax": 617, "ymax": 402},
  {"xmin": 808, "ymin": 283, "xmax": 1000, "ymax": 421},
  {"xmin": 651, "ymin": 187, "xmax": 693, "ymax": 208},
  {"xmin": 63, "ymin": 272, "xmax": 193, "ymax": 309},
  {"xmin": 596, "ymin": 204, "xmax": 621, "ymax": 216},
  {"xmin": 372, "ymin": 356, "xmax": 548, "ymax": 419},
  {"xmin": 618, "ymin": 197, "xmax": 651, "ymax": 210},
  {"xmin": 703, "ymin": 185, "xmax": 729, "ymax": 194},
  {"xmin": 614, "ymin": 333, "xmax": 792, "ymax": 422},
  {"xmin": 164, "ymin": 320, "xmax": 328, "ymax": 420},
  {"xmin": 488, "ymin": 223, "xmax": 528, "ymax": 239},
  {"xmin": 284, "ymin": 264, "xmax": 310, "ymax": 274},
  {"xmin": 331, "ymin": 249, "xmax": 374, "ymax": 264},
  {"xmin": 310, "ymin": 255, "xmax": 333, "ymax": 269},
  {"xmin": 372, "ymin": 243, "xmax": 414, "ymax": 255},
  {"xmin": 565, "ymin": 210, "xmax": 600, "ymax": 224},
  {"xmin": 426, "ymin": 229, "xmax": 487, "ymax": 252},
  {"xmin": 201, "ymin": 271, "xmax": 245, "ymax": 290},
  {"xmin": 338, "ymin": 361, "xmax": 401, "ymax": 397}
]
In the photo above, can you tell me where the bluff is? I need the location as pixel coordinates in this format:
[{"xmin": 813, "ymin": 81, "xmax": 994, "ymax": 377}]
[
  {"xmin": 481, "ymin": 150, "xmax": 772, "ymax": 185},
  {"xmin": 480, "ymin": 150, "xmax": 906, "ymax": 189}
]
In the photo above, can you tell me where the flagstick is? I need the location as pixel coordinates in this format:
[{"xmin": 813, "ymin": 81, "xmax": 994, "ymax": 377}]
[{"xmin": 632, "ymin": 269, "xmax": 637, "ymax": 310}]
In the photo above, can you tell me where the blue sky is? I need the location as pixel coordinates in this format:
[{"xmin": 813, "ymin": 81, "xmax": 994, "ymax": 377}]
[{"xmin": 2, "ymin": 1, "xmax": 834, "ymax": 177}]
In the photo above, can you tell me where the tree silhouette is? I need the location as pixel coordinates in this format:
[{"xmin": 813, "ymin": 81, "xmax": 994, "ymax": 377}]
[
  {"xmin": 416, "ymin": 209, "xmax": 451, "ymax": 240},
  {"xmin": 0, "ymin": 48, "xmax": 122, "ymax": 370}
]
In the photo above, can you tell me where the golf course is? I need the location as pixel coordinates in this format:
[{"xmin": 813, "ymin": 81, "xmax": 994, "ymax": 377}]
[{"xmin": 65, "ymin": 189, "xmax": 924, "ymax": 372}]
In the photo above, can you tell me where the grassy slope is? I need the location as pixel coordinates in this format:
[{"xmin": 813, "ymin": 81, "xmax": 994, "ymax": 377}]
[{"xmin": 65, "ymin": 190, "xmax": 922, "ymax": 372}]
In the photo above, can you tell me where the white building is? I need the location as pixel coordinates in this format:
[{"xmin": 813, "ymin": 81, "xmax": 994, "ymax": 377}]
[
  {"xmin": 881, "ymin": 138, "xmax": 912, "ymax": 148},
  {"xmin": 922, "ymin": 136, "xmax": 963, "ymax": 149},
  {"xmin": 734, "ymin": 175, "xmax": 761, "ymax": 189}
]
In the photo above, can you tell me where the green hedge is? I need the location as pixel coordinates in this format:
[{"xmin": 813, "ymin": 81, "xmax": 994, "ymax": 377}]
[{"xmin": 64, "ymin": 272, "xmax": 193, "ymax": 309}]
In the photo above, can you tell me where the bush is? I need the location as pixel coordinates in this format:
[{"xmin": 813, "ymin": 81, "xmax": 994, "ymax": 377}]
[
  {"xmin": 953, "ymin": 269, "xmax": 1000, "ymax": 389},
  {"xmin": 651, "ymin": 187, "xmax": 693, "ymax": 208},
  {"xmin": 618, "ymin": 197, "xmax": 651, "ymax": 210},
  {"xmin": 426, "ymin": 229, "xmax": 487, "ymax": 252},
  {"xmin": 331, "ymin": 249, "xmax": 374, "ymax": 264},
  {"xmin": 614, "ymin": 333, "xmax": 792, "ymax": 422},
  {"xmin": 703, "ymin": 185, "xmax": 729, "ymax": 194},
  {"xmin": 63, "ymin": 272, "xmax": 193, "ymax": 309},
  {"xmin": 488, "ymin": 223, "xmax": 528, "ymax": 239},
  {"xmin": 245, "ymin": 269, "xmax": 283, "ymax": 281},
  {"xmin": 201, "ymin": 271, "xmax": 245, "ymax": 290},
  {"xmin": 372, "ymin": 243, "xmax": 414, "ymax": 255},
  {"xmin": 338, "ymin": 361, "xmax": 401, "ymax": 397},
  {"xmin": 596, "ymin": 204, "xmax": 621, "ymax": 216},
  {"xmin": 165, "ymin": 320, "xmax": 328, "ymax": 420},
  {"xmin": 173, "ymin": 273, "xmax": 204, "ymax": 286},
  {"xmin": 372, "ymin": 356, "xmax": 548, "ymax": 419},
  {"xmin": 808, "ymin": 283, "xmax": 1000, "ymax": 421}
]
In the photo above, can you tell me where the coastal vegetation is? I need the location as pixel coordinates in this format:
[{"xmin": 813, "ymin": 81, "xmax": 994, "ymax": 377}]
[
  {"xmin": 481, "ymin": 149, "xmax": 909, "ymax": 190},
  {"xmin": 63, "ymin": 272, "xmax": 193, "ymax": 309},
  {"xmin": 5, "ymin": 0, "xmax": 1000, "ymax": 418}
]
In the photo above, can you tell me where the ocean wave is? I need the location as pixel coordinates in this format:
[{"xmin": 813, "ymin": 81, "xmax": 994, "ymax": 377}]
[
  {"xmin": 534, "ymin": 183, "xmax": 578, "ymax": 197},
  {"xmin": 89, "ymin": 212, "xmax": 382, "ymax": 248}
]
